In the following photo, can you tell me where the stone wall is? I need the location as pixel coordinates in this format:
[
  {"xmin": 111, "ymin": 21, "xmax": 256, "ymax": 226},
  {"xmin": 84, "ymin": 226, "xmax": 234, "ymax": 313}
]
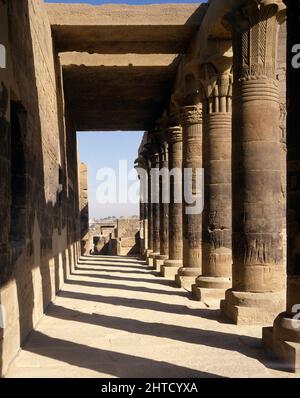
[
  {"xmin": 116, "ymin": 219, "xmax": 140, "ymax": 256},
  {"xmin": 0, "ymin": 0, "xmax": 81, "ymax": 376},
  {"xmin": 91, "ymin": 219, "xmax": 140, "ymax": 256}
]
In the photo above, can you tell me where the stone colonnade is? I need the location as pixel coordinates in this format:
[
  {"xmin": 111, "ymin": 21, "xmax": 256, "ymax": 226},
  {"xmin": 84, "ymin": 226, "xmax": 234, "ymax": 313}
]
[{"xmin": 137, "ymin": 0, "xmax": 300, "ymax": 373}]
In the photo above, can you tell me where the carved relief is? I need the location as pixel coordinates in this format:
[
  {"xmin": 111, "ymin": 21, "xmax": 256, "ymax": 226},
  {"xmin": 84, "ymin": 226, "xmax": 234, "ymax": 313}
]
[
  {"xmin": 198, "ymin": 63, "xmax": 233, "ymax": 114},
  {"xmin": 167, "ymin": 126, "xmax": 182, "ymax": 144},
  {"xmin": 223, "ymin": 0, "xmax": 286, "ymax": 81},
  {"xmin": 180, "ymin": 105, "xmax": 202, "ymax": 126}
]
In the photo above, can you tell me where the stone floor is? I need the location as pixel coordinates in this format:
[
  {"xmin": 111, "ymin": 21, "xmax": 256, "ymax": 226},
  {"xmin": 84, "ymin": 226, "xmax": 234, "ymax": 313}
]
[{"xmin": 6, "ymin": 256, "xmax": 300, "ymax": 378}]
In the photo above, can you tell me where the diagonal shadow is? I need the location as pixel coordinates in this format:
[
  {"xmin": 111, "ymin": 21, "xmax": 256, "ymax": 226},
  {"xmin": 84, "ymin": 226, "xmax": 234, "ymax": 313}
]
[
  {"xmin": 65, "ymin": 279, "xmax": 189, "ymax": 298},
  {"xmin": 46, "ymin": 304, "xmax": 279, "ymax": 370},
  {"xmin": 23, "ymin": 331, "xmax": 223, "ymax": 378},
  {"xmin": 57, "ymin": 290, "xmax": 218, "ymax": 319},
  {"xmin": 73, "ymin": 271, "xmax": 177, "ymax": 288},
  {"xmin": 75, "ymin": 268, "xmax": 151, "ymax": 275},
  {"xmin": 77, "ymin": 262, "xmax": 149, "ymax": 270},
  {"xmin": 80, "ymin": 256, "xmax": 142, "ymax": 264},
  {"xmin": 79, "ymin": 258, "xmax": 145, "ymax": 264}
]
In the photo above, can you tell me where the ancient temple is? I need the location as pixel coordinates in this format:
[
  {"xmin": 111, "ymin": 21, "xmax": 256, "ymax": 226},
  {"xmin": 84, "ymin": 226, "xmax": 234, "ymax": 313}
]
[{"xmin": 0, "ymin": 0, "xmax": 299, "ymax": 377}]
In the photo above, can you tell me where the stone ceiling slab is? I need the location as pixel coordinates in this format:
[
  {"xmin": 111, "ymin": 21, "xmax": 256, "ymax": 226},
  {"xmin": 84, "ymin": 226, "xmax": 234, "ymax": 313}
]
[
  {"xmin": 47, "ymin": 3, "xmax": 206, "ymax": 54},
  {"xmin": 62, "ymin": 57, "xmax": 178, "ymax": 131}
]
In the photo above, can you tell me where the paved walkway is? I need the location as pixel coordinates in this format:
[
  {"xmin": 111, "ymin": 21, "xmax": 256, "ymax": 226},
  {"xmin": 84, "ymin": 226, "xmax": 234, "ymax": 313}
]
[{"xmin": 6, "ymin": 256, "xmax": 299, "ymax": 378}]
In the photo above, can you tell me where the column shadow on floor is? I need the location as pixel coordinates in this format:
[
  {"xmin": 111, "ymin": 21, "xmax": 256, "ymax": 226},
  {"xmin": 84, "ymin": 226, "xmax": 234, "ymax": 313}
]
[
  {"xmin": 64, "ymin": 279, "xmax": 190, "ymax": 298},
  {"xmin": 79, "ymin": 256, "xmax": 142, "ymax": 264},
  {"xmin": 73, "ymin": 270, "xmax": 177, "ymax": 288},
  {"xmin": 77, "ymin": 263, "xmax": 149, "ymax": 271},
  {"xmin": 57, "ymin": 290, "xmax": 214, "ymax": 318},
  {"xmin": 22, "ymin": 331, "xmax": 224, "ymax": 378},
  {"xmin": 46, "ymin": 303, "xmax": 281, "ymax": 372},
  {"xmin": 75, "ymin": 268, "xmax": 152, "ymax": 275}
]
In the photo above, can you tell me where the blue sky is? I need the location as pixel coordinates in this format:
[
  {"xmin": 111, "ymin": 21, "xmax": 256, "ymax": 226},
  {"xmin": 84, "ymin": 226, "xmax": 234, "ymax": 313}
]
[
  {"xmin": 77, "ymin": 132, "xmax": 144, "ymax": 219},
  {"xmin": 47, "ymin": 0, "xmax": 204, "ymax": 218}
]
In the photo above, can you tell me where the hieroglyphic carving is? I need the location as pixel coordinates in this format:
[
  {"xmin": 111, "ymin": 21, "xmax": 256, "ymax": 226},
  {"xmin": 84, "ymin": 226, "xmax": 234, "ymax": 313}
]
[
  {"xmin": 175, "ymin": 103, "xmax": 203, "ymax": 284},
  {"xmin": 219, "ymin": 0, "xmax": 286, "ymax": 324},
  {"xmin": 166, "ymin": 125, "xmax": 183, "ymax": 262}
]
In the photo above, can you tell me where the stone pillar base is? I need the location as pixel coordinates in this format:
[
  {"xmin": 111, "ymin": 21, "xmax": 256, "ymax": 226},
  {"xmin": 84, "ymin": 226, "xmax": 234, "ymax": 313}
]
[
  {"xmin": 175, "ymin": 275, "xmax": 197, "ymax": 291},
  {"xmin": 161, "ymin": 259, "xmax": 182, "ymax": 278},
  {"xmin": 192, "ymin": 286, "xmax": 226, "ymax": 302},
  {"xmin": 175, "ymin": 267, "xmax": 201, "ymax": 291},
  {"xmin": 153, "ymin": 254, "xmax": 168, "ymax": 271},
  {"xmin": 263, "ymin": 313, "xmax": 300, "ymax": 373},
  {"xmin": 145, "ymin": 250, "xmax": 153, "ymax": 266},
  {"xmin": 220, "ymin": 289, "xmax": 285, "ymax": 325},
  {"xmin": 147, "ymin": 252, "xmax": 159, "ymax": 268},
  {"xmin": 192, "ymin": 276, "xmax": 231, "ymax": 302}
]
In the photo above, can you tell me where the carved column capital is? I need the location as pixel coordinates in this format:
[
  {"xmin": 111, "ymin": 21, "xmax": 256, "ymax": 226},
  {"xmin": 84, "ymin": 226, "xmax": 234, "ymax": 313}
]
[
  {"xmin": 134, "ymin": 155, "xmax": 147, "ymax": 172},
  {"xmin": 149, "ymin": 145, "xmax": 160, "ymax": 168},
  {"xmin": 167, "ymin": 126, "xmax": 183, "ymax": 144},
  {"xmin": 223, "ymin": 0, "xmax": 286, "ymax": 82},
  {"xmin": 225, "ymin": 0, "xmax": 286, "ymax": 29},
  {"xmin": 198, "ymin": 63, "xmax": 233, "ymax": 114},
  {"xmin": 180, "ymin": 105, "xmax": 202, "ymax": 127},
  {"xmin": 155, "ymin": 130, "xmax": 168, "ymax": 162},
  {"xmin": 199, "ymin": 64, "xmax": 233, "ymax": 98}
]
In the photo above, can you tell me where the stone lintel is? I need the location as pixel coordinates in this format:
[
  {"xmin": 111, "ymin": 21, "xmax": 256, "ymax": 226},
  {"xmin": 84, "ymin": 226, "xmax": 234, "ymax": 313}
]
[{"xmin": 60, "ymin": 53, "xmax": 180, "ymax": 68}]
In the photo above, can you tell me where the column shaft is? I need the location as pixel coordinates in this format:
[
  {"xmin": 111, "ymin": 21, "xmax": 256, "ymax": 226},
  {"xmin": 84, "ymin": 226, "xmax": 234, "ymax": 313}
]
[
  {"xmin": 146, "ymin": 161, "xmax": 153, "ymax": 262},
  {"xmin": 143, "ymin": 201, "xmax": 148, "ymax": 254},
  {"xmin": 263, "ymin": 0, "xmax": 300, "ymax": 373},
  {"xmin": 154, "ymin": 140, "xmax": 169, "ymax": 272},
  {"xmin": 175, "ymin": 105, "xmax": 203, "ymax": 290},
  {"xmin": 221, "ymin": 0, "xmax": 286, "ymax": 324},
  {"xmin": 139, "ymin": 199, "xmax": 144, "ymax": 256},
  {"xmin": 148, "ymin": 146, "xmax": 160, "ymax": 267},
  {"xmin": 193, "ymin": 68, "xmax": 233, "ymax": 301},
  {"xmin": 162, "ymin": 126, "xmax": 183, "ymax": 278}
]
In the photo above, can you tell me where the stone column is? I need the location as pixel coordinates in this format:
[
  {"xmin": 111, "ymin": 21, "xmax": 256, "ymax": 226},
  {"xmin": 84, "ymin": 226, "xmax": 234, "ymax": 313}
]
[
  {"xmin": 175, "ymin": 104, "xmax": 203, "ymax": 290},
  {"xmin": 139, "ymin": 196, "xmax": 144, "ymax": 256},
  {"xmin": 263, "ymin": 0, "xmax": 300, "ymax": 373},
  {"xmin": 142, "ymin": 147, "xmax": 153, "ymax": 262},
  {"xmin": 142, "ymin": 200, "xmax": 148, "ymax": 257},
  {"xmin": 139, "ymin": 150, "xmax": 150, "ymax": 259},
  {"xmin": 221, "ymin": 0, "xmax": 286, "ymax": 324},
  {"xmin": 135, "ymin": 155, "xmax": 148, "ymax": 258},
  {"xmin": 148, "ymin": 143, "xmax": 160, "ymax": 267},
  {"xmin": 162, "ymin": 126, "xmax": 183, "ymax": 278},
  {"xmin": 79, "ymin": 163, "xmax": 90, "ymax": 256},
  {"xmin": 192, "ymin": 65, "xmax": 233, "ymax": 302},
  {"xmin": 154, "ymin": 136, "xmax": 169, "ymax": 272}
]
